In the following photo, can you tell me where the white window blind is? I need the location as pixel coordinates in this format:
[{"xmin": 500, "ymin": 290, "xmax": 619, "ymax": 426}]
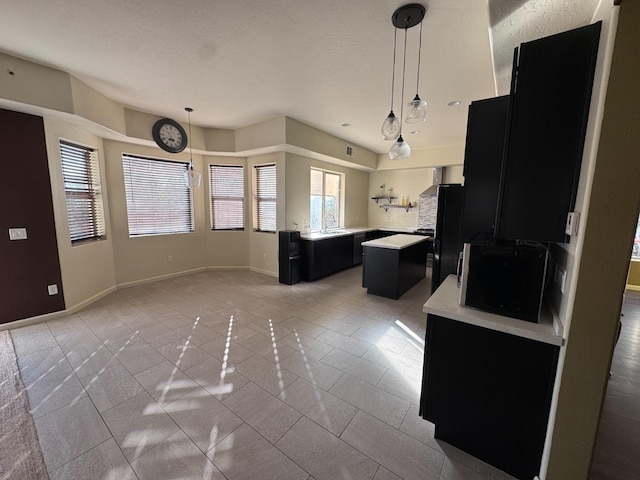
[
  {"xmin": 210, "ymin": 165, "xmax": 245, "ymax": 230},
  {"xmin": 59, "ymin": 140, "xmax": 105, "ymax": 243},
  {"xmin": 253, "ymin": 164, "xmax": 276, "ymax": 232},
  {"xmin": 122, "ymin": 154, "xmax": 194, "ymax": 236}
]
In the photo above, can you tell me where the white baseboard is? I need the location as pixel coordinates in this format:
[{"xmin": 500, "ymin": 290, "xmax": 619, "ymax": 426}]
[
  {"xmin": 2, "ymin": 266, "xmax": 278, "ymax": 331},
  {"xmin": 0, "ymin": 285, "xmax": 117, "ymax": 332},
  {"xmin": 249, "ymin": 266, "xmax": 278, "ymax": 277},
  {"xmin": 117, "ymin": 267, "xmax": 208, "ymax": 289}
]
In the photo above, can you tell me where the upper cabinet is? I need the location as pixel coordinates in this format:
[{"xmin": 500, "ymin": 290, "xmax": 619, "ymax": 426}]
[
  {"xmin": 496, "ymin": 22, "xmax": 602, "ymax": 243},
  {"xmin": 461, "ymin": 96, "xmax": 510, "ymax": 244}
]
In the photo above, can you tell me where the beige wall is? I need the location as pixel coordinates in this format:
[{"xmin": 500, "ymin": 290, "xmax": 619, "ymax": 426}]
[
  {"xmin": 367, "ymin": 165, "xmax": 464, "ymax": 229},
  {"xmin": 247, "ymin": 152, "xmax": 285, "ymax": 276},
  {"xmin": 205, "ymin": 156, "xmax": 250, "ymax": 269},
  {"xmin": 544, "ymin": 3, "xmax": 640, "ymax": 478},
  {"xmin": 376, "ymin": 143, "xmax": 465, "ymax": 170},
  {"xmin": 103, "ymin": 140, "xmax": 208, "ymax": 286},
  {"xmin": 43, "ymin": 118, "xmax": 117, "ymax": 309},
  {"xmin": 627, "ymin": 260, "xmax": 640, "ymax": 290}
]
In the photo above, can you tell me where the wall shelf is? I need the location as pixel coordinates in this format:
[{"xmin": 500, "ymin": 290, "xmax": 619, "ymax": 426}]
[
  {"xmin": 380, "ymin": 204, "xmax": 414, "ymax": 213},
  {"xmin": 371, "ymin": 196, "xmax": 397, "ymax": 204}
]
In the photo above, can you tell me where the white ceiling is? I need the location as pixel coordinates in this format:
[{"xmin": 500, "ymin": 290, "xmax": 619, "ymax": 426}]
[{"xmin": 0, "ymin": 0, "xmax": 599, "ymax": 155}]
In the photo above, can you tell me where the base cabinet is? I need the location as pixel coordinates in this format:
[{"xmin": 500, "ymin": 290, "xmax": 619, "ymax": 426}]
[
  {"xmin": 302, "ymin": 235, "xmax": 354, "ymax": 281},
  {"xmin": 420, "ymin": 314, "xmax": 559, "ymax": 480},
  {"xmin": 362, "ymin": 241, "xmax": 428, "ymax": 300}
]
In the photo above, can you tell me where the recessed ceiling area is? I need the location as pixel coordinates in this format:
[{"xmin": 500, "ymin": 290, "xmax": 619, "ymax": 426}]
[{"xmin": 0, "ymin": 0, "xmax": 600, "ymax": 155}]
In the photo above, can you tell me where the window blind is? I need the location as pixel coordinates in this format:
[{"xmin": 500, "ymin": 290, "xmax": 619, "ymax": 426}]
[
  {"xmin": 253, "ymin": 164, "xmax": 276, "ymax": 232},
  {"xmin": 210, "ymin": 165, "xmax": 245, "ymax": 230},
  {"xmin": 122, "ymin": 154, "xmax": 194, "ymax": 236},
  {"xmin": 59, "ymin": 140, "xmax": 105, "ymax": 243}
]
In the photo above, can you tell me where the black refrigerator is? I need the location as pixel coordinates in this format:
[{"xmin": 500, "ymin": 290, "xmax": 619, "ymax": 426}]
[{"xmin": 431, "ymin": 184, "xmax": 464, "ymax": 294}]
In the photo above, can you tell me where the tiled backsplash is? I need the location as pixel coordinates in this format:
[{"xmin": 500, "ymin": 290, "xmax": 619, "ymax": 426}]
[{"xmin": 419, "ymin": 195, "xmax": 437, "ymax": 229}]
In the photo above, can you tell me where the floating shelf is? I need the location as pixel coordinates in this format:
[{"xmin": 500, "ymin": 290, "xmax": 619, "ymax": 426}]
[
  {"xmin": 380, "ymin": 204, "xmax": 414, "ymax": 213},
  {"xmin": 371, "ymin": 195, "xmax": 397, "ymax": 204}
]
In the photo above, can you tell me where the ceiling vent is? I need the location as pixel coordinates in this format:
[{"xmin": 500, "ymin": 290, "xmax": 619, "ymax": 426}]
[{"xmin": 346, "ymin": 145, "xmax": 355, "ymax": 158}]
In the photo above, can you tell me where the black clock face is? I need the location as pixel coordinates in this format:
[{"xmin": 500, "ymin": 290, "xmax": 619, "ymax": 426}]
[{"xmin": 152, "ymin": 118, "xmax": 187, "ymax": 153}]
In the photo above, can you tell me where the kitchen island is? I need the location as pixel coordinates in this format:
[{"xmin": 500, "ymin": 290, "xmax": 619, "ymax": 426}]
[
  {"xmin": 361, "ymin": 234, "xmax": 430, "ymax": 299},
  {"xmin": 420, "ymin": 275, "xmax": 563, "ymax": 479}
]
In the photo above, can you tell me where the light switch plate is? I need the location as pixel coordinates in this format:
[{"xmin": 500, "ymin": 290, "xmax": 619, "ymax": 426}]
[
  {"xmin": 565, "ymin": 212, "xmax": 580, "ymax": 236},
  {"xmin": 48, "ymin": 284, "xmax": 58, "ymax": 295},
  {"xmin": 9, "ymin": 228, "xmax": 27, "ymax": 240}
]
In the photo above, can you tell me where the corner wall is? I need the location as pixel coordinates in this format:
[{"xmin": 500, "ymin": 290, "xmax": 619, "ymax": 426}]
[{"xmin": 544, "ymin": 2, "xmax": 640, "ymax": 478}]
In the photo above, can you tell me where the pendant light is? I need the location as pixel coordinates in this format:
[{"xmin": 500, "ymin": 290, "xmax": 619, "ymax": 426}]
[
  {"xmin": 382, "ymin": 4, "xmax": 426, "ymax": 159},
  {"xmin": 380, "ymin": 28, "xmax": 401, "ymax": 141},
  {"xmin": 184, "ymin": 107, "xmax": 202, "ymax": 189},
  {"xmin": 389, "ymin": 28, "xmax": 411, "ymax": 160},
  {"xmin": 405, "ymin": 21, "xmax": 427, "ymax": 124}
]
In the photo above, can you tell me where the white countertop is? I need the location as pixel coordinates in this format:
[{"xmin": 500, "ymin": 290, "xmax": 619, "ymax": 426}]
[
  {"xmin": 361, "ymin": 234, "xmax": 429, "ymax": 250},
  {"xmin": 300, "ymin": 227, "xmax": 427, "ymax": 241},
  {"xmin": 423, "ymin": 275, "xmax": 564, "ymax": 346}
]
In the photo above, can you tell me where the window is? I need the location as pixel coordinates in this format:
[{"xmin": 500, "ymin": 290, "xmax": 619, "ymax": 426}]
[
  {"xmin": 210, "ymin": 165, "xmax": 244, "ymax": 230},
  {"xmin": 253, "ymin": 164, "xmax": 276, "ymax": 232},
  {"xmin": 59, "ymin": 140, "xmax": 105, "ymax": 243},
  {"xmin": 310, "ymin": 168, "xmax": 341, "ymax": 231},
  {"xmin": 122, "ymin": 154, "xmax": 194, "ymax": 236}
]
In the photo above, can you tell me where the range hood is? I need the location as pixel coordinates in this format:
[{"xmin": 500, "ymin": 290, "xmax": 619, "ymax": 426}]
[{"xmin": 420, "ymin": 167, "xmax": 444, "ymax": 196}]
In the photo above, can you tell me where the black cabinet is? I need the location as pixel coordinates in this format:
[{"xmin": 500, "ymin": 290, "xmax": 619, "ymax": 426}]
[
  {"xmin": 278, "ymin": 231, "xmax": 301, "ymax": 285},
  {"xmin": 362, "ymin": 240, "xmax": 428, "ymax": 300},
  {"xmin": 461, "ymin": 23, "xmax": 601, "ymax": 244},
  {"xmin": 497, "ymin": 22, "xmax": 601, "ymax": 242},
  {"xmin": 461, "ymin": 96, "xmax": 509, "ymax": 243},
  {"xmin": 421, "ymin": 314, "xmax": 559, "ymax": 480},
  {"xmin": 302, "ymin": 234, "xmax": 354, "ymax": 281}
]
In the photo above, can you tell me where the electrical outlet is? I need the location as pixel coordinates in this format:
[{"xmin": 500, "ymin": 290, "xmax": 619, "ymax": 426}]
[
  {"xmin": 263, "ymin": 253, "xmax": 267, "ymax": 260},
  {"xmin": 559, "ymin": 269, "xmax": 567, "ymax": 293},
  {"xmin": 167, "ymin": 255, "xmax": 173, "ymax": 263},
  {"xmin": 47, "ymin": 284, "xmax": 58, "ymax": 295}
]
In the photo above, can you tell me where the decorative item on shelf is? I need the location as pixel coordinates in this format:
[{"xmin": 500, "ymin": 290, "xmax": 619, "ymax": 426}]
[
  {"xmin": 183, "ymin": 107, "xmax": 202, "ymax": 189},
  {"xmin": 371, "ymin": 184, "xmax": 398, "ymax": 204},
  {"xmin": 380, "ymin": 3, "xmax": 427, "ymax": 160}
]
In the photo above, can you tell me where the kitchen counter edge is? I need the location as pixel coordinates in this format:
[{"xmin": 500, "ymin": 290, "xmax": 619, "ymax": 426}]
[{"xmin": 423, "ymin": 275, "xmax": 563, "ymax": 347}]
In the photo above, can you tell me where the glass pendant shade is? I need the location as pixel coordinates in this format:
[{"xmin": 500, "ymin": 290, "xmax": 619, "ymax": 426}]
[
  {"xmin": 406, "ymin": 95, "xmax": 427, "ymax": 123},
  {"xmin": 381, "ymin": 111, "xmax": 401, "ymax": 140},
  {"xmin": 185, "ymin": 164, "xmax": 202, "ymax": 188},
  {"xmin": 389, "ymin": 135, "xmax": 411, "ymax": 160}
]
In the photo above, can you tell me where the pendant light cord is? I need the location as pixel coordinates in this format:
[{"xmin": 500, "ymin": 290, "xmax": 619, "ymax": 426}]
[
  {"xmin": 389, "ymin": 28, "xmax": 398, "ymax": 111},
  {"xmin": 415, "ymin": 21, "xmax": 423, "ymax": 95},
  {"xmin": 399, "ymin": 27, "xmax": 408, "ymax": 135},
  {"xmin": 186, "ymin": 107, "xmax": 194, "ymax": 170}
]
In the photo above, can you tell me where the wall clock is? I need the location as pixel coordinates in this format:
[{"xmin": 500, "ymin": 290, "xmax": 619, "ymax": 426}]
[{"xmin": 152, "ymin": 118, "xmax": 188, "ymax": 153}]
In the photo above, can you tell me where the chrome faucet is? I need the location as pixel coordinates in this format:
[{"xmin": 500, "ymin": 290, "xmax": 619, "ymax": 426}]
[{"xmin": 324, "ymin": 214, "xmax": 336, "ymax": 231}]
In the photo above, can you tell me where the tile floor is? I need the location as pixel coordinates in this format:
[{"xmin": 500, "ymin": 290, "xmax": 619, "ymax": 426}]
[
  {"xmin": 590, "ymin": 289, "xmax": 640, "ymax": 480},
  {"xmin": 10, "ymin": 267, "xmax": 521, "ymax": 480}
]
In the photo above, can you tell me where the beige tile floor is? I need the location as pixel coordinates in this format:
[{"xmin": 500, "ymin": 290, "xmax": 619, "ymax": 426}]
[{"xmin": 10, "ymin": 267, "xmax": 521, "ymax": 480}]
